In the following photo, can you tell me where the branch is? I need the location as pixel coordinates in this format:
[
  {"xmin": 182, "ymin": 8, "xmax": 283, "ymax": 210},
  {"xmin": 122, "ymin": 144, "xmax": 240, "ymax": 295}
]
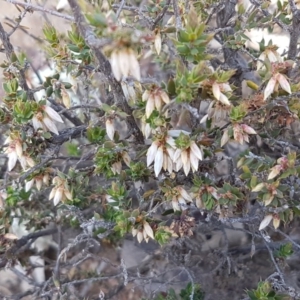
[
  {"xmin": 67, "ymin": 0, "xmax": 144, "ymax": 144},
  {"xmin": 3, "ymin": 0, "xmax": 74, "ymax": 21},
  {"xmin": 288, "ymin": 0, "xmax": 300, "ymax": 60}
]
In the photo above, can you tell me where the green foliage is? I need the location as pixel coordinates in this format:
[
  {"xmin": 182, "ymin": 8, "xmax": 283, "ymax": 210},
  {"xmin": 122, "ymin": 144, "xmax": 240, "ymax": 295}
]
[
  {"xmin": 247, "ymin": 281, "xmax": 288, "ymax": 300},
  {"xmin": 274, "ymin": 243, "xmax": 294, "ymax": 259}
]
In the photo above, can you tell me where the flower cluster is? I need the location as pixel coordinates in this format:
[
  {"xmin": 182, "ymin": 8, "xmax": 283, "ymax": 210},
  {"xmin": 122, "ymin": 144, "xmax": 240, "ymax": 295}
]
[
  {"xmin": 221, "ymin": 123, "xmax": 257, "ymax": 146},
  {"xmin": 49, "ymin": 176, "xmax": 72, "ymax": 206},
  {"xmin": 110, "ymin": 48, "xmax": 141, "ymax": 81},
  {"xmin": 264, "ymin": 72, "xmax": 291, "ymax": 100},
  {"xmin": 32, "ymin": 105, "xmax": 64, "ymax": 135},
  {"xmin": 142, "ymin": 87, "xmax": 170, "ymax": 118},
  {"xmin": 212, "ymin": 82, "xmax": 232, "ymax": 106},
  {"xmin": 164, "ymin": 186, "xmax": 193, "ymax": 211},
  {"xmin": 147, "ymin": 130, "xmax": 203, "ymax": 177},
  {"xmin": 4, "ymin": 136, "xmax": 35, "ymax": 171},
  {"xmin": 132, "ymin": 220, "xmax": 155, "ymax": 243},
  {"xmin": 257, "ymin": 46, "xmax": 282, "ymax": 70},
  {"xmin": 25, "ymin": 169, "xmax": 51, "ymax": 192}
]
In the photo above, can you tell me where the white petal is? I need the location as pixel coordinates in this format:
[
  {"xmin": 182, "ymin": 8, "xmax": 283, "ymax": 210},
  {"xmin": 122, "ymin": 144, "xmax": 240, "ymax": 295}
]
[
  {"xmin": 182, "ymin": 157, "xmax": 191, "ymax": 176},
  {"xmin": 200, "ymin": 114, "xmax": 209, "ymax": 124},
  {"xmin": 147, "ymin": 141, "xmax": 159, "ymax": 166},
  {"xmin": 264, "ymin": 77, "xmax": 276, "ymax": 100},
  {"xmin": 43, "ymin": 117, "xmax": 59, "ymax": 135},
  {"xmin": 106, "ymin": 119, "xmax": 115, "ymax": 140},
  {"xmin": 128, "ymin": 50, "xmax": 141, "ymax": 81},
  {"xmin": 190, "ymin": 142, "xmax": 202, "ymax": 160},
  {"xmin": 146, "ymin": 95, "xmax": 155, "ymax": 118},
  {"xmin": 137, "ymin": 231, "xmax": 144, "ymax": 243},
  {"xmin": 15, "ymin": 141, "xmax": 23, "ymax": 158},
  {"xmin": 32, "ymin": 116, "xmax": 44, "ymax": 131},
  {"xmin": 119, "ymin": 50, "xmax": 131, "ymax": 78},
  {"xmin": 144, "ymin": 123, "xmax": 152, "ymax": 139},
  {"xmin": 49, "ymin": 187, "xmax": 56, "ymax": 200},
  {"xmin": 64, "ymin": 189, "xmax": 73, "ymax": 200},
  {"xmin": 166, "ymin": 136, "xmax": 176, "ymax": 148},
  {"xmin": 53, "ymin": 188, "xmax": 63, "ymax": 206},
  {"xmin": 259, "ymin": 215, "xmax": 273, "ymax": 231},
  {"xmin": 175, "ymin": 159, "xmax": 183, "ymax": 172},
  {"xmin": 143, "ymin": 221, "xmax": 154, "ymax": 239},
  {"xmin": 26, "ymin": 179, "xmax": 35, "ymax": 192},
  {"xmin": 181, "ymin": 150, "xmax": 188, "ymax": 165},
  {"xmin": 154, "ymin": 146, "xmax": 164, "ymax": 177},
  {"xmin": 212, "ymin": 82, "xmax": 221, "ymax": 100},
  {"xmin": 154, "ymin": 95, "xmax": 162, "ymax": 111},
  {"xmin": 160, "ymin": 91, "xmax": 170, "ymax": 104},
  {"xmin": 111, "ymin": 51, "xmax": 122, "ymax": 81},
  {"xmin": 35, "ymin": 179, "xmax": 43, "ymax": 191},
  {"xmin": 277, "ymin": 74, "xmax": 291, "ymax": 94},
  {"xmin": 166, "ymin": 147, "xmax": 175, "ymax": 160},
  {"xmin": 44, "ymin": 106, "xmax": 64, "ymax": 123},
  {"xmin": 221, "ymin": 129, "xmax": 230, "ymax": 147},
  {"xmin": 218, "ymin": 93, "xmax": 231, "ymax": 106},
  {"xmin": 142, "ymin": 90, "xmax": 150, "ymax": 102},
  {"xmin": 173, "ymin": 149, "xmax": 182, "ymax": 162},
  {"xmin": 190, "ymin": 151, "xmax": 199, "ymax": 172},
  {"xmin": 8, "ymin": 152, "xmax": 18, "ymax": 171},
  {"xmin": 178, "ymin": 187, "xmax": 192, "ymax": 202}
]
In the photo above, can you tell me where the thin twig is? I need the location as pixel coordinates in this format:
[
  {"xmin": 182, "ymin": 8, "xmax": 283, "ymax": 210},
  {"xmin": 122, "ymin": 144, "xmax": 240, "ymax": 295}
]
[{"xmin": 4, "ymin": 0, "xmax": 74, "ymax": 21}]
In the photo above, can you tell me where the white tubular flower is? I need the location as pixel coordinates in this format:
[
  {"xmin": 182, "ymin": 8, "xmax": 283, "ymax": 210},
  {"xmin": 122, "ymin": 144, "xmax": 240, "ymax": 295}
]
[
  {"xmin": 32, "ymin": 105, "xmax": 64, "ymax": 135},
  {"xmin": 264, "ymin": 73, "xmax": 291, "ymax": 101},
  {"xmin": 142, "ymin": 88, "xmax": 170, "ymax": 118},
  {"xmin": 132, "ymin": 221, "xmax": 155, "ymax": 243},
  {"xmin": 49, "ymin": 176, "xmax": 72, "ymax": 206},
  {"xmin": 169, "ymin": 186, "xmax": 192, "ymax": 211},
  {"xmin": 110, "ymin": 48, "xmax": 141, "ymax": 81},
  {"xmin": 257, "ymin": 48, "xmax": 282, "ymax": 70},
  {"xmin": 105, "ymin": 119, "xmax": 115, "ymax": 141},
  {"xmin": 212, "ymin": 82, "xmax": 232, "ymax": 106}
]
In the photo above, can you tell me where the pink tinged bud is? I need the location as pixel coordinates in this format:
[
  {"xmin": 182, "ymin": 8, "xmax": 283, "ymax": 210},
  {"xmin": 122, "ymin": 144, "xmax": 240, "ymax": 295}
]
[
  {"xmin": 259, "ymin": 214, "xmax": 273, "ymax": 230},
  {"xmin": 111, "ymin": 51, "xmax": 122, "ymax": 81},
  {"xmin": 143, "ymin": 221, "xmax": 154, "ymax": 239},
  {"xmin": 160, "ymin": 91, "xmax": 170, "ymax": 104},
  {"xmin": 241, "ymin": 124, "xmax": 257, "ymax": 135},
  {"xmin": 35, "ymin": 179, "xmax": 43, "ymax": 191},
  {"xmin": 212, "ymin": 82, "xmax": 221, "ymax": 100},
  {"xmin": 128, "ymin": 50, "xmax": 141, "ymax": 81},
  {"xmin": 53, "ymin": 187, "xmax": 63, "ymax": 206},
  {"xmin": 154, "ymin": 146, "xmax": 164, "ymax": 176},
  {"xmin": 154, "ymin": 95, "xmax": 162, "ymax": 111},
  {"xmin": 277, "ymin": 74, "xmax": 291, "ymax": 94},
  {"xmin": 7, "ymin": 152, "xmax": 18, "ymax": 171},
  {"xmin": 43, "ymin": 106, "xmax": 64, "ymax": 123},
  {"xmin": 190, "ymin": 141, "xmax": 203, "ymax": 160},
  {"xmin": 25, "ymin": 179, "xmax": 35, "ymax": 192},
  {"xmin": 106, "ymin": 119, "xmax": 115, "ymax": 141},
  {"xmin": 146, "ymin": 95, "xmax": 155, "ymax": 118},
  {"xmin": 221, "ymin": 129, "xmax": 230, "ymax": 147},
  {"xmin": 264, "ymin": 77, "xmax": 276, "ymax": 100},
  {"xmin": 147, "ymin": 141, "xmax": 159, "ymax": 166},
  {"xmin": 43, "ymin": 117, "xmax": 59, "ymax": 135}
]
